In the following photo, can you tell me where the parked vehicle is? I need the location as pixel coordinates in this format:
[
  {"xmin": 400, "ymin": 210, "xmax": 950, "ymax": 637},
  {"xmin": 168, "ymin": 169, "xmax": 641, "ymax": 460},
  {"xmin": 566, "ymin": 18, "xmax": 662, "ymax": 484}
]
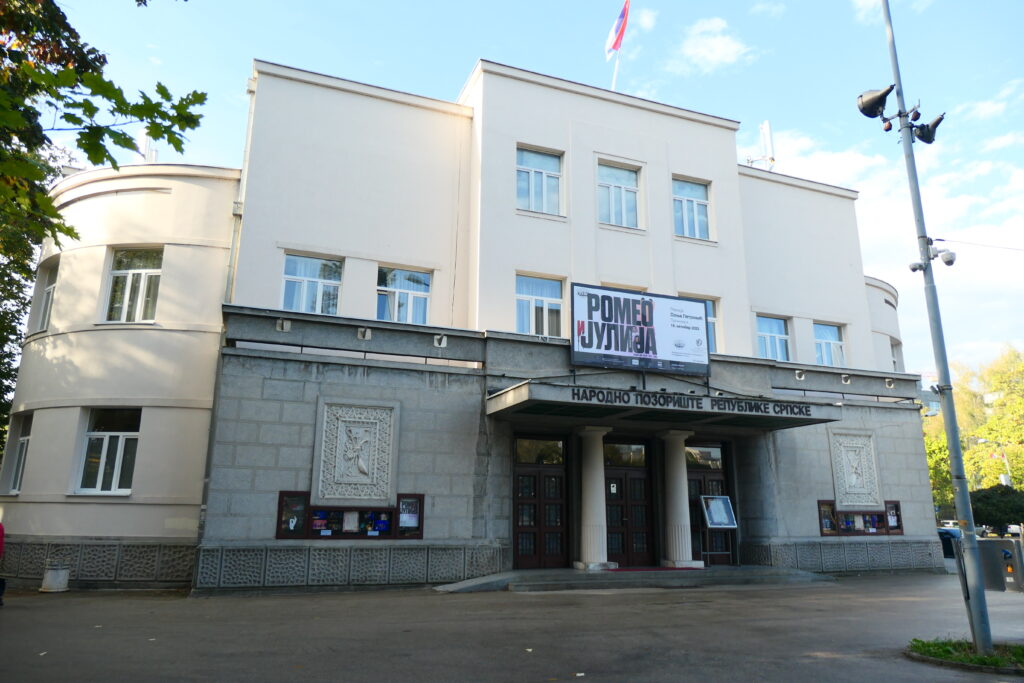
[{"xmin": 937, "ymin": 527, "xmax": 962, "ymax": 559}]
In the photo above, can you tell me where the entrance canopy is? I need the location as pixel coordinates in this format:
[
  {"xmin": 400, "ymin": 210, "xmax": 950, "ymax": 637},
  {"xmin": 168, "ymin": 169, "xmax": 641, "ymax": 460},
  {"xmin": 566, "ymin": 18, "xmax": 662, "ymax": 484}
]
[{"xmin": 486, "ymin": 381, "xmax": 841, "ymax": 431}]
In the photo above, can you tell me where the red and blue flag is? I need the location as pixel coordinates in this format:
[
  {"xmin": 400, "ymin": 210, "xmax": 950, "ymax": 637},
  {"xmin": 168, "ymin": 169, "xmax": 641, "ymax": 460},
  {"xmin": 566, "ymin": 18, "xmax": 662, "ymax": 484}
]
[{"xmin": 605, "ymin": 0, "xmax": 630, "ymax": 61}]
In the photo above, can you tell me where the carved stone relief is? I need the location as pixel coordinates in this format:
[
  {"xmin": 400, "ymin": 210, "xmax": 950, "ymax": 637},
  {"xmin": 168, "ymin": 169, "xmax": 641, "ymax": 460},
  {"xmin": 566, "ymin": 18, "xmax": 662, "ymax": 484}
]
[
  {"xmin": 829, "ymin": 431, "xmax": 882, "ymax": 510},
  {"xmin": 313, "ymin": 401, "xmax": 399, "ymax": 506}
]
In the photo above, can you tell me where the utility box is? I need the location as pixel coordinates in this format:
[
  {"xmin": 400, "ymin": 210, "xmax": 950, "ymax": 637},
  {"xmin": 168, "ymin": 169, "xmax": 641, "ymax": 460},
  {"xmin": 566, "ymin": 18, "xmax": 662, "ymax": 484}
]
[{"xmin": 977, "ymin": 538, "xmax": 1023, "ymax": 593}]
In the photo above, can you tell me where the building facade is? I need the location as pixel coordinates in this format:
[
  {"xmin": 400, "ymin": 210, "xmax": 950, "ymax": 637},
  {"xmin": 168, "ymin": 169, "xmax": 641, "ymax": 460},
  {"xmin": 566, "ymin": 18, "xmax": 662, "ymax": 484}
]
[{"xmin": 0, "ymin": 61, "xmax": 941, "ymax": 589}]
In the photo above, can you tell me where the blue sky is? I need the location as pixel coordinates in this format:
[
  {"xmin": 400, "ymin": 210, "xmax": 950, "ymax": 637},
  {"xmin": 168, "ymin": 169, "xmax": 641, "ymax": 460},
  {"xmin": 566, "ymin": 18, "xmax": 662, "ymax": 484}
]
[{"xmin": 59, "ymin": 0, "xmax": 1024, "ymax": 376}]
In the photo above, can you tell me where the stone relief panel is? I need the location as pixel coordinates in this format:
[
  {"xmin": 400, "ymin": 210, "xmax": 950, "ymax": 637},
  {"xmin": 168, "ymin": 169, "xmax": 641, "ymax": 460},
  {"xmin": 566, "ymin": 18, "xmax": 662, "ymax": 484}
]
[
  {"xmin": 79, "ymin": 545, "xmax": 118, "ymax": 580},
  {"xmin": 829, "ymin": 431, "xmax": 882, "ymax": 510},
  {"xmin": 158, "ymin": 545, "xmax": 197, "ymax": 582},
  {"xmin": 313, "ymin": 402, "xmax": 399, "ymax": 506},
  {"xmin": 117, "ymin": 545, "xmax": 160, "ymax": 581}
]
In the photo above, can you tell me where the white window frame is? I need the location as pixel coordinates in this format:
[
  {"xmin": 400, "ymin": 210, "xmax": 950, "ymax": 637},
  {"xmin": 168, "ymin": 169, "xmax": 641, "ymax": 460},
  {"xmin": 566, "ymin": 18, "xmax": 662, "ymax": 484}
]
[
  {"xmin": 597, "ymin": 162, "xmax": 640, "ymax": 229},
  {"xmin": 10, "ymin": 430, "xmax": 30, "ymax": 494},
  {"xmin": 376, "ymin": 268, "xmax": 431, "ymax": 325},
  {"xmin": 77, "ymin": 412, "xmax": 140, "ymax": 495},
  {"xmin": 36, "ymin": 265, "xmax": 57, "ymax": 332},
  {"xmin": 515, "ymin": 276, "xmax": 563, "ymax": 337},
  {"xmin": 672, "ymin": 178, "xmax": 711, "ymax": 240},
  {"xmin": 105, "ymin": 249, "xmax": 162, "ymax": 323},
  {"xmin": 756, "ymin": 315, "xmax": 790, "ymax": 361},
  {"xmin": 701, "ymin": 299, "xmax": 719, "ymax": 354},
  {"xmin": 281, "ymin": 254, "xmax": 342, "ymax": 316},
  {"xmin": 516, "ymin": 148, "xmax": 562, "ymax": 215},
  {"xmin": 814, "ymin": 323, "xmax": 846, "ymax": 367}
]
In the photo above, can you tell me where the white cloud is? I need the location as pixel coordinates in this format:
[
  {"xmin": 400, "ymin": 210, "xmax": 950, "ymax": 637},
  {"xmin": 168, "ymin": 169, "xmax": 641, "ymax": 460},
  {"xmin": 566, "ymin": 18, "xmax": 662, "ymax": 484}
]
[
  {"xmin": 981, "ymin": 132, "xmax": 1024, "ymax": 152},
  {"xmin": 851, "ymin": 0, "xmax": 933, "ymax": 24},
  {"xmin": 954, "ymin": 79, "xmax": 1022, "ymax": 121},
  {"xmin": 665, "ymin": 18, "xmax": 755, "ymax": 76},
  {"xmin": 750, "ymin": 2, "xmax": 786, "ymax": 17},
  {"xmin": 148, "ymin": 56, "xmax": 163, "ymax": 66},
  {"xmin": 634, "ymin": 8, "xmax": 658, "ymax": 32}
]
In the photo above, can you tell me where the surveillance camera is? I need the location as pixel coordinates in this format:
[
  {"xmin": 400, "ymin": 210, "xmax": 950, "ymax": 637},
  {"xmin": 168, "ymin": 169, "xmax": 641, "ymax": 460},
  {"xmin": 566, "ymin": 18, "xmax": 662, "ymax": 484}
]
[
  {"xmin": 909, "ymin": 262, "xmax": 925, "ymax": 272},
  {"xmin": 940, "ymin": 250, "xmax": 956, "ymax": 266}
]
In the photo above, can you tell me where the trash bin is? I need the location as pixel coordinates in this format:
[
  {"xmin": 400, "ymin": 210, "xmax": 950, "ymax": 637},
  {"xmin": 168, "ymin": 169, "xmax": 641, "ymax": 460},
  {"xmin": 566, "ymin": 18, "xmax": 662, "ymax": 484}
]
[{"xmin": 39, "ymin": 558, "xmax": 71, "ymax": 593}]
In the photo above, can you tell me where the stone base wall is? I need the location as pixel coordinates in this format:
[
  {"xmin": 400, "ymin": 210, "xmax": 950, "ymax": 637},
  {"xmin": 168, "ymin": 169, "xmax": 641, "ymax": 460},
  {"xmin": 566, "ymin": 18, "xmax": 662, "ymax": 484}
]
[
  {"xmin": 193, "ymin": 543, "xmax": 512, "ymax": 590},
  {"xmin": 740, "ymin": 539, "xmax": 945, "ymax": 573},
  {"xmin": 0, "ymin": 537, "xmax": 196, "ymax": 587}
]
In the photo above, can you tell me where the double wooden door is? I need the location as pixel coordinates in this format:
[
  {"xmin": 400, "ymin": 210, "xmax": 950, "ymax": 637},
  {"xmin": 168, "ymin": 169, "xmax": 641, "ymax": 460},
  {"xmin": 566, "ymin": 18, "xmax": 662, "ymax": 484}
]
[
  {"xmin": 513, "ymin": 464, "xmax": 569, "ymax": 569},
  {"xmin": 605, "ymin": 466, "xmax": 655, "ymax": 567}
]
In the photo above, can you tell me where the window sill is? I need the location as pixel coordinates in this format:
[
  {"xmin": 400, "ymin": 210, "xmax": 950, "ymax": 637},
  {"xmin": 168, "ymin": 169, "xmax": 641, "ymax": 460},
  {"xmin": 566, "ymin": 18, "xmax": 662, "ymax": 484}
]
[
  {"xmin": 673, "ymin": 235, "xmax": 718, "ymax": 246},
  {"xmin": 70, "ymin": 491, "xmax": 132, "ymax": 497},
  {"xmin": 598, "ymin": 222, "xmax": 646, "ymax": 235},
  {"xmin": 94, "ymin": 321, "xmax": 159, "ymax": 327},
  {"xmin": 515, "ymin": 209, "xmax": 568, "ymax": 223}
]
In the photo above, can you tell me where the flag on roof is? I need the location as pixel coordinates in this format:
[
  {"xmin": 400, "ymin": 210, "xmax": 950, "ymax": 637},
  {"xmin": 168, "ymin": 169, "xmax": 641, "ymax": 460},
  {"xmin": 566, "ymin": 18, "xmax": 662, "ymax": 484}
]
[{"xmin": 605, "ymin": 0, "xmax": 631, "ymax": 61}]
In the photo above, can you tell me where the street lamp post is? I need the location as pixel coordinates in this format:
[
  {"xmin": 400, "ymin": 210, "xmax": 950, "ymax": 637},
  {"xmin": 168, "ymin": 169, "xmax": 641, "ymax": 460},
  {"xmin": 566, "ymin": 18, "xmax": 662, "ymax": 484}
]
[{"xmin": 858, "ymin": 0, "xmax": 993, "ymax": 653}]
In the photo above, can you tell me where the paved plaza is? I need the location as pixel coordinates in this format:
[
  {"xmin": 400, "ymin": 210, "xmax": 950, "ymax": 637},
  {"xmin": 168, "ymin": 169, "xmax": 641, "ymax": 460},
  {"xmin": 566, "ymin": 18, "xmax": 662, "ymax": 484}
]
[{"xmin": 0, "ymin": 573, "xmax": 1021, "ymax": 681}]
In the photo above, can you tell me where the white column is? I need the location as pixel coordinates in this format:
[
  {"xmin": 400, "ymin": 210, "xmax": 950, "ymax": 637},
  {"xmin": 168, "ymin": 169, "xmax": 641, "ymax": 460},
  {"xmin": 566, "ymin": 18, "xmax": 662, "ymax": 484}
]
[
  {"xmin": 660, "ymin": 429, "xmax": 704, "ymax": 568},
  {"xmin": 574, "ymin": 426, "xmax": 616, "ymax": 570}
]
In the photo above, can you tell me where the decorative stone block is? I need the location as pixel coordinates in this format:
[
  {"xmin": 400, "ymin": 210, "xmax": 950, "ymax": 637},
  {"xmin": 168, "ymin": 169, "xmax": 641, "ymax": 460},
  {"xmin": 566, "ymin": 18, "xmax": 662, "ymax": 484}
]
[
  {"xmin": 196, "ymin": 548, "xmax": 222, "ymax": 588},
  {"xmin": 350, "ymin": 547, "xmax": 389, "ymax": 584},
  {"xmin": 0, "ymin": 541, "xmax": 22, "ymax": 576},
  {"xmin": 46, "ymin": 544, "xmax": 82, "ymax": 580},
  {"xmin": 770, "ymin": 544, "xmax": 797, "ymax": 569},
  {"xmin": 428, "ymin": 547, "xmax": 465, "ymax": 583},
  {"xmin": 499, "ymin": 544, "xmax": 514, "ymax": 572},
  {"xmin": 313, "ymin": 401, "xmax": 400, "ymax": 507},
  {"xmin": 890, "ymin": 542, "xmax": 913, "ymax": 569},
  {"xmin": 845, "ymin": 543, "xmax": 869, "ymax": 571},
  {"xmin": 79, "ymin": 544, "xmax": 118, "ymax": 580},
  {"xmin": 265, "ymin": 548, "xmax": 309, "ymax": 587},
  {"xmin": 821, "ymin": 544, "xmax": 846, "ymax": 572},
  {"xmin": 828, "ymin": 430, "xmax": 882, "ymax": 509},
  {"xmin": 389, "ymin": 548, "xmax": 428, "ymax": 584},
  {"xmin": 465, "ymin": 546, "xmax": 499, "ymax": 578},
  {"xmin": 796, "ymin": 543, "xmax": 822, "ymax": 572},
  {"xmin": 740, "ymin": 543, "xmax": 771, "ymax": 566},
  {"xmin": 158, "ymin": 545, "xmax": 196, "ymax": 582},
  {"xmin": 19, "ymin": 542, "xmax": 48, "ymax": 578},
  {"xmin": 117, "ymin": 545, "xmax": 160, "ymax": 581},
  {"xmin": 911, "ymin": 541, "xmax": 940, "ymax": 569},
  {"xmin": 867, "ymin": 542, "xmax": 891, "ymax": 570},
  {"xmin": 220, "ymin": 547, "xmax": 266, "ymax": 587},
  {"xmin": 308, "ymin": 547, "xmax": 350, "ymax": 585}
]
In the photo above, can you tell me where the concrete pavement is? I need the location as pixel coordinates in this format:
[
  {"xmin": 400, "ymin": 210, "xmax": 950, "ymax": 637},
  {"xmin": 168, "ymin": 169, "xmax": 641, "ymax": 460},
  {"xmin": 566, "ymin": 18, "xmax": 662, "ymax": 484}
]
[{"xmin": 0, "ymin": 573, "xmax": 1021, "ymax": 682}]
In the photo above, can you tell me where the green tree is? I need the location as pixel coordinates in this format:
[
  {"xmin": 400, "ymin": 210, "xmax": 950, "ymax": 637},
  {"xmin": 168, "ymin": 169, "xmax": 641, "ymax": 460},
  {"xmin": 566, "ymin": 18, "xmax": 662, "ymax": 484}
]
[
  {"xmin": 0, "ymin": 0, "xmax": 205, "ymax": 447},
  {"xmin": 969, "ymin": 485, "xmax": 1024, "ymax": 536},
  {"xmin": 925, "ymin": 433, "xmax": 954, "ymax": 520}
]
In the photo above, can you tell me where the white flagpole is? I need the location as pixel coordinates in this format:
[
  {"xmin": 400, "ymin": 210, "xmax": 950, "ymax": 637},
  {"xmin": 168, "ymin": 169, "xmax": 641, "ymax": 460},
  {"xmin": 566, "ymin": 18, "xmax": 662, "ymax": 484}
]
[{"xmin": 611, "ymin": 52, "xmax": 620, "ymax": 91}]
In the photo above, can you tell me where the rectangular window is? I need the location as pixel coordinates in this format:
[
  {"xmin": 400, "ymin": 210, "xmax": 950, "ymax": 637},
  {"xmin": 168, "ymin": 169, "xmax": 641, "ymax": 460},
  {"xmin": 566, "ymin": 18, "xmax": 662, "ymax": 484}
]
[
  {"xmin": 282, "ymin": 254, "xmax": 342, "ymax": 315},
  {"xmin": 106, "ymin": 249, "xmax": 162, "ymax": 323},
  {"xmin": 78, "ymin": 409, "xmax": 141, "ymax": 494},
  {"xmin": 814, "ymin": 323, "xmax": 845, "ymax": 367},
  {"xmin": 672, "ymin": 179, "xmax": 710, "ymax": 240},
  {"xmin": 377, "ymin": 268, "xmax": 431, "ymax": 325},
  {"xmin": 9, "ymin": 413, "xmax": 32, "ymax": 493},
  {"xmin": 597, "ymin": 164, "xmax": 638, "ymax": 228},
  {"xmin": 756, "ymin": 315, "xmax": 790, "ymax": 361},
  {"xmin": 516, "ymin": 148, "xmax": 561, "ymax": 215},
  {"xmin": 37, "ymin": 265, "xmax": 58, "ymax": 332},
  {"xmin": 515, "ymin": 275, "xmax": 562, "ymax": 336},
  {"xmin": 700, "ymin": 299, "xmax": 718, "ymax": 354}
]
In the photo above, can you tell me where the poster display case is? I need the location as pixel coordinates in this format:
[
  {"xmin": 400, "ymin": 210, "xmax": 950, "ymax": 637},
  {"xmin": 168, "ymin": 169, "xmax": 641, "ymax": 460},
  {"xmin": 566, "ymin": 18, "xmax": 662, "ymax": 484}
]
[
  {"xmin": 818, "ymin": 500, "xmax": 903, "ymax": 536},
  {"xmin": 275, "ymin": 492, "xmax": 424, "ymax": 540}
]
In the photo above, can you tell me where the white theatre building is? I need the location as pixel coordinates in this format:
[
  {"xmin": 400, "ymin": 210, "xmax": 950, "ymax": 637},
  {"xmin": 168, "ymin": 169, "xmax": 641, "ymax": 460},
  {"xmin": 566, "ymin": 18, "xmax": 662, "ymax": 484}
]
[{"xmin": 0, "ymin": 60, "xmax": 939, "ymax": 589}]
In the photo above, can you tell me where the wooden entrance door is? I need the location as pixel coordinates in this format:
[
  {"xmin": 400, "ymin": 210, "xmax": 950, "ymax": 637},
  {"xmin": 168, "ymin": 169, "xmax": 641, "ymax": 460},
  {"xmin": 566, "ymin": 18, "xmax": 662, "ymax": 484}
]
[
  {"xmin": 604, "ymin": 442, "xmax": 654, "ymax": 567},
  {"xmin": 513, "ymin": 438, "xmax": 569, "ymax": 569},
  {"xmin": 688, "ymin": 473, "xmax": 734, "ymax": 565}
]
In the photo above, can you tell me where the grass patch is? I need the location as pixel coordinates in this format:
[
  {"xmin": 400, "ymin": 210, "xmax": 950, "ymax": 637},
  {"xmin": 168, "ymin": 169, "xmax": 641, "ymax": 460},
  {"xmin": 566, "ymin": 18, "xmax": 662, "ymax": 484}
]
[{"xmin": 909, "ymin": 638, "xmax": 1024, "ymax": 669}]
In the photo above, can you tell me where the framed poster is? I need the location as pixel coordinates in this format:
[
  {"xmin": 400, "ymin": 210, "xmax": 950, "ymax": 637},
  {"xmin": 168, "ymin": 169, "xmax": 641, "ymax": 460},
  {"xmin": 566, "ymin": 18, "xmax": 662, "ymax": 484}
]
[
  {"xmin": 700, "ymin": 495, "xmax": 737, "ymax": 529},
  {"xmin": 397, "ymin": 493, "xmax": 425, "ymax": 539},
  {"xmin": 276, "ymin": 491, "xmax": 310, "ymax": 539},
  {"xmin": 571, "ymin": 283, "xmax": 709, "ymax": 376}
]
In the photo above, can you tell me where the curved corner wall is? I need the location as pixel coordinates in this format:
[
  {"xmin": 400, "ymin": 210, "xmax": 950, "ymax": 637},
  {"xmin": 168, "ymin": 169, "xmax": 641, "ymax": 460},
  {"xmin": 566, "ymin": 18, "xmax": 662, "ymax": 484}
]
[
  {"xmin": 0, "ymin": 164, "xmax": 239, "ymax": 587},
  {"xmin": 864, "ymin": 276, "xmax": 904, "ymax": 372}
]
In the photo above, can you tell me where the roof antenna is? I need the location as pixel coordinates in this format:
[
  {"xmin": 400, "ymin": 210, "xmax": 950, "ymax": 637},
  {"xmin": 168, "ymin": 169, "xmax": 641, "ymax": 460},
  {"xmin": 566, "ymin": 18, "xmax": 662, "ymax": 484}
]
[{"xmin": 746, "ymin": 120, "xmax": 775, "ymax": 171}]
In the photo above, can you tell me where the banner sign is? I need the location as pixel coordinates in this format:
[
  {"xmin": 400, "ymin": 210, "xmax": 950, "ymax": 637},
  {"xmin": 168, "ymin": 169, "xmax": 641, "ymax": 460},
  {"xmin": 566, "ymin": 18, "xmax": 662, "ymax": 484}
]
[{"xmin": 571, "ymin": 283, "xmax": 709, "ymax": 376}]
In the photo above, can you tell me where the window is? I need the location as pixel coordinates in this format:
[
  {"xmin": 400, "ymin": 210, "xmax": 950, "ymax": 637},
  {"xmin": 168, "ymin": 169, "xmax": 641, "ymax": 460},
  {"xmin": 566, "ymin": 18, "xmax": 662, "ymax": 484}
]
[
  {"xmin": 9, "ymin": 414, "xmax": 32, "ymax": 493},
  {"xmin": 814, "ymin": 323, "xmax": 845, "ymax": 367},
  {"xmin": 673, "ymin": 179, "xmax": 710, "ymax": 240},
  {"xmin": 78, "ymin": 409, "xmax": 141, "ymax": 494},
  {"xmin": 106, "ymin": 249, "xmax": 162, "ymax": 323},
  {"xmin": 890, "ymin": 340, "xmax": 904, "ymax": 372},
  {"xmin": 377, "ymin": 268, "xmax": 431, "ymax": 325},
  {"xmin": 282, "ymin": 254, "xmax": 342, "ymax": 315},
  {"xmin": 37, "ymin": 265, "xmax": 58, "ymax": 331},
  {"xmin": 756, "ymin": 315, "xmax": 790, "ymax": 361},
  {"xmin": 597, "ymin": 164, "xmax": 638, "ymax": 228},
  {"xmin": 515, "ymin": 275, "xmax": 562, "ymax": 336},
  {"xmin": 700, "ymin": 299, "xmax": 719, "ymax": 353},
  {"xmin": 516, "ymin": 148, "xmax": 561, "ymax": 215}
]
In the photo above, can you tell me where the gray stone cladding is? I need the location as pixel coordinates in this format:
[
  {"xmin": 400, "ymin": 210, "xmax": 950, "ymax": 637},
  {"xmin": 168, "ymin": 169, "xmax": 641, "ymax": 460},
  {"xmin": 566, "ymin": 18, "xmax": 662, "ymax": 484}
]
[
  {"xmin": 192, "ymin": 543, "xmax": 502, "ymax": 590},
  {"xmin": 740, "ymin": 539, "xmax": 944, "ymax": 573},
  {"xmin": 0, "ymin": 538, "xmax": 196, "ymax": 586}
]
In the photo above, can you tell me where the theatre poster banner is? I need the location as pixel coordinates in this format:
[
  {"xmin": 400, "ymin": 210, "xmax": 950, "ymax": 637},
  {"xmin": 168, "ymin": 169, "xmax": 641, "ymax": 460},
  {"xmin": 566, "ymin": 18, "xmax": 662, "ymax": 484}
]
[{"xmin": 571, "ymin": 283, "xmax": 709, "ymax": 375}]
